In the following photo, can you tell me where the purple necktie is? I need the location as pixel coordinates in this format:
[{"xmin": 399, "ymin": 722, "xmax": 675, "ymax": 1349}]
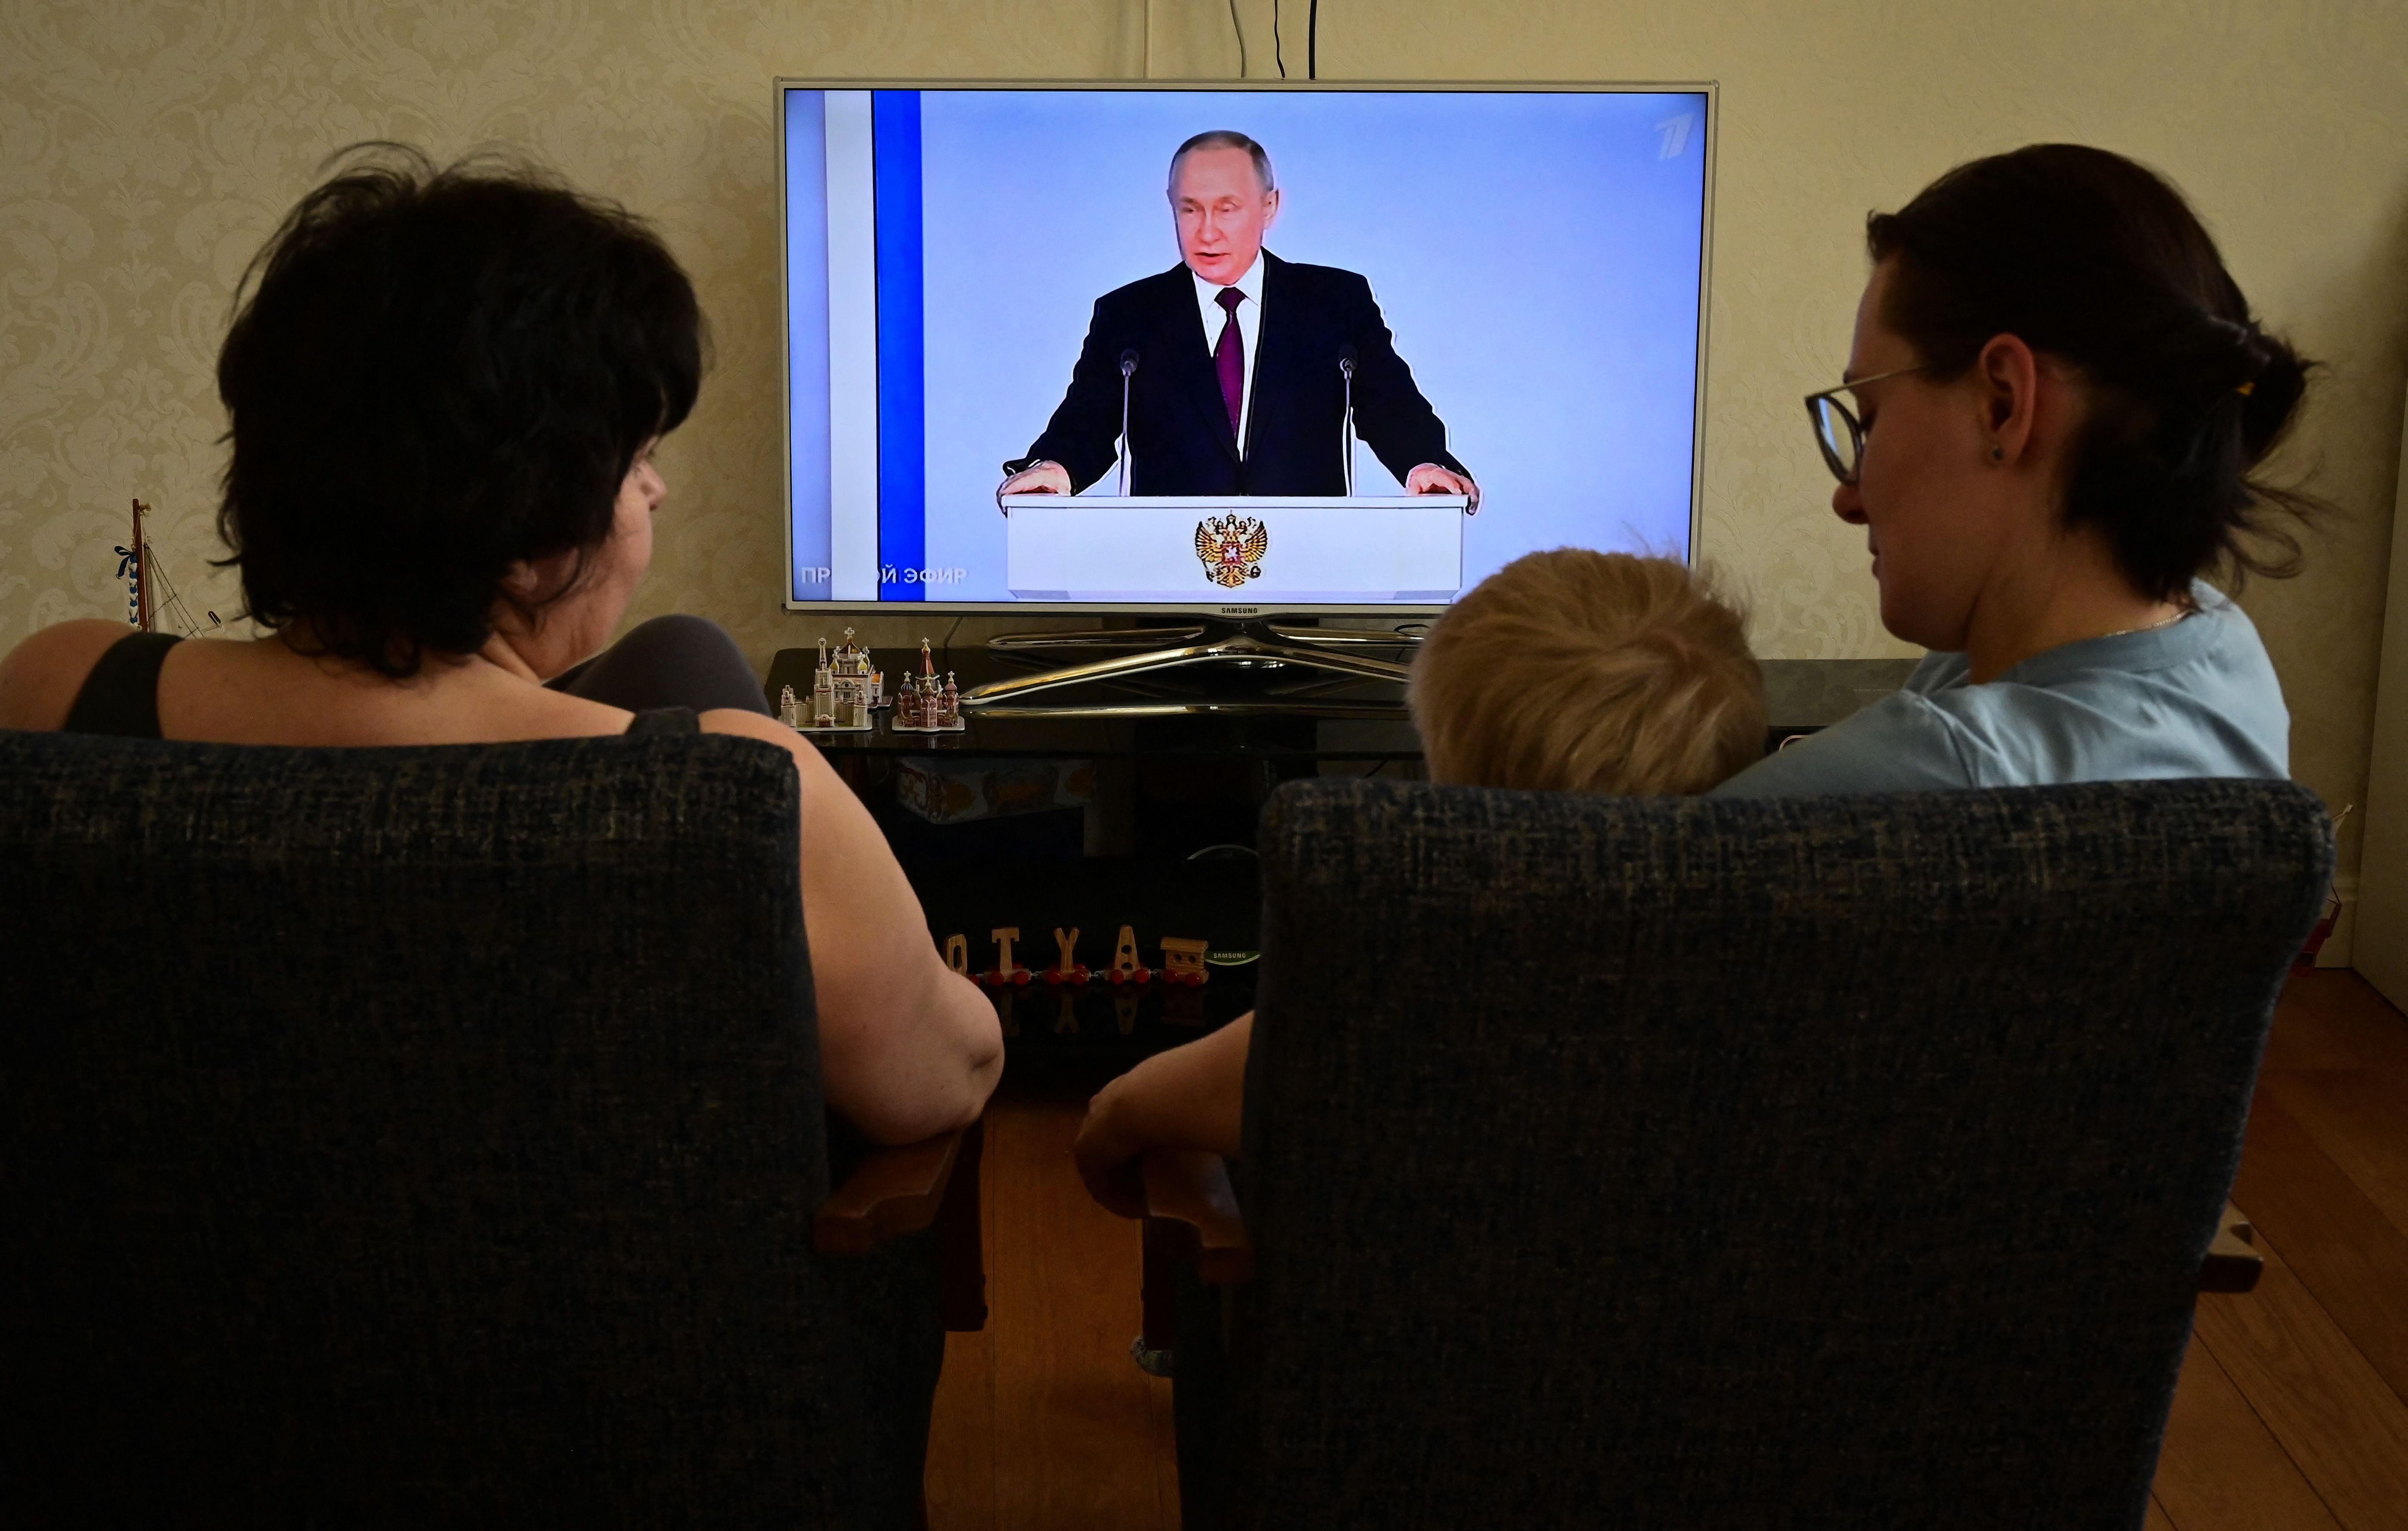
[{"xmin": 1213, "ymin": 286, "xmax": 1245, "ymax": 438}]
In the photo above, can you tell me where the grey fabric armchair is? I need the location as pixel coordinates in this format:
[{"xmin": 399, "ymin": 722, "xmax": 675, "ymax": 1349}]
[
  {"xmin": 1154, "ymin": 777, "xmax": 2329, "ymax": 1531},
  {"xmin": 0, "ymin": 727, "xmax": 979, "ymax": 1530}
]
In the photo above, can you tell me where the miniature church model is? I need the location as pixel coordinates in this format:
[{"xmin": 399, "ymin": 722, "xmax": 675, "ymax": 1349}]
[
  {"xmin": 808, "ymin": 629, "xmax": 880, "ymax": 730},
  {"xmin": 893, "ymin": 637, "xmax": 965, "ymax": 733}
]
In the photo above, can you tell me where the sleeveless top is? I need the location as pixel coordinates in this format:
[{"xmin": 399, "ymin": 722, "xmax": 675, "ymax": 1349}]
[{"xmin": 59, "ymin": 631, "xmax": 702, "ymax": 739}]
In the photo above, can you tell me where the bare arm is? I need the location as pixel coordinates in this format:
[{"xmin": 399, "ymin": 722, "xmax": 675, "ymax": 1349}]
[
  {"xmin": 1072, "ymin": 1011, "xmax": 1251, "ymax": 1217},
  {"xmin": 705, "ymin": 710, "xmax": 1004, "ymax": 1143},
  {"xmin": 5, "ymin": 636, "xmax": 999, "ymax": 1143},
  {"xmin": 0, "ymin": 620, "xmax": 134, "ymax": 730}
]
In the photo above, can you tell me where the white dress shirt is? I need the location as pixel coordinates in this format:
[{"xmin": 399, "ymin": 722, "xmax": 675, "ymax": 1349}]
[{"xmin": 1192, "ymin": 257, "xmax": 1265, "ymax": 457}]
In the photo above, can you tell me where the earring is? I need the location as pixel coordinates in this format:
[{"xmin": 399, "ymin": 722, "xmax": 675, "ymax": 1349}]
[{"xmin": 1989, "ymin": 444, "xmax": 2004, "ymax": 462}]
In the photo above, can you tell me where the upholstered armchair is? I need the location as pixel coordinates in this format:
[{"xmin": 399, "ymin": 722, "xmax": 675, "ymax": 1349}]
[
  {"xmin": 1145, "ymin": 777, "xmax": 2327, "ymax": 1531},
  {"xmin": 0, "ymin": 728, "xmax": 979, "ymax": 1530}
]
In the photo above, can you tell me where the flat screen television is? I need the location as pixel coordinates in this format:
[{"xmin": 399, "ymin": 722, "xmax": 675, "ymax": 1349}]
[{"xmin": 777, "ymin": 80, "xmax": 1713, "ymax": 616}]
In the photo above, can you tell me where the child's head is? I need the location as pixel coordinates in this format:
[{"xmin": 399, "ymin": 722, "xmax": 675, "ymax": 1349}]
[{"xmin": 1408, "ymin": 550, "xmax": 1765, "ymax": 795}]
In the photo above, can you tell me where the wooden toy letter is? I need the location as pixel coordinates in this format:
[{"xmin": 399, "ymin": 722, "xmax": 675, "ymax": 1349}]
[
  {"xmin": 1054, "ymin": 927, "xmax": 1080, "ymax": 970},
  {"xmin": 944, "ymin": 934, "xmax": 969, "ymax": 975},
  {"xmin": 992, "ymin": 926, "xmax": 1020, "ymax": 973},
  {"xmin": 1113, "ymin": 925, "xmax": 1141, "ymax": 979},
  {"xmin": 1159, "ymin": 936, "xmax": 1208, "ymax": 982}
]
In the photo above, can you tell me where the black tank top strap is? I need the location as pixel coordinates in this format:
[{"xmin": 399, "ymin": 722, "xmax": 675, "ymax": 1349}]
[
  {"xmin": 624, "ymin": 706, "xmax": 702, "ymax": 737},
  {"xmin": 62, "ymin": 631, "xmax": 183, "ymax": 738},
  {"xmin": 61, "ymin": 649, "xmax": 699, "ymax": 742}
]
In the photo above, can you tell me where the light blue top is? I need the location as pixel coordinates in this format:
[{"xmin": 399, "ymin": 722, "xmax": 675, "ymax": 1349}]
[{"xmin": 1714, "ymin": 581, "xmax": 2289, "ymax": 796}]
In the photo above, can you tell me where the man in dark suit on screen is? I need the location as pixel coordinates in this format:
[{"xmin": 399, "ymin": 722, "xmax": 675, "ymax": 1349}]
[{"xmin": 999, "ymin": 130, "xmax": 1479, "ymax": 507}]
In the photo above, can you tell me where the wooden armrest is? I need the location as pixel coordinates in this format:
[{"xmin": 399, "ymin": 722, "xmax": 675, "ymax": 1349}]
[
  {"xmin": 815, "ymin": 1125, "xmax": 964, "ymax": 1256},
  {"xmin": 1141, "ymin": 1150, "xmax": 1253, "ymax": 1284},
  {"xmin": 1137, "ymin": 1150, "xmax": 1251, "ymax": 1360},
  {"xmin": 815, "ymin": 1119, "xmax": 986, "ymax": 1329},
  {"xmin": 2199, "ymin": 1201, "xmax": 2262, "ymax": 1294}
]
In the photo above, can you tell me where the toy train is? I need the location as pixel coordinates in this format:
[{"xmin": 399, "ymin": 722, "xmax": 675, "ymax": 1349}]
[{"xmin": 945, "ymin": 925, "xmax": 1211, "ymax": 989}]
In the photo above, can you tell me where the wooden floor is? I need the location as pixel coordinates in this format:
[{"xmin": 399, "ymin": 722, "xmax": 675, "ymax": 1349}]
[
  {"xmin": 927, "ymin": 971, "xmax": 2408, "ymax": 1531},
  {"xmin": 2158, "ymin": 970, "xmax": 2408, "ymax": 1531},
  {"xmin": 925, "ymin": 1071, "xmax": 1181, "ymax": 1531}
]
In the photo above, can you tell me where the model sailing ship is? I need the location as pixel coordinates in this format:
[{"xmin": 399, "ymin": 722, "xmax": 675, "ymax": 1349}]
[{"xmin": 115, "ymin": 498, "xmax": 226, "ymax": 636}]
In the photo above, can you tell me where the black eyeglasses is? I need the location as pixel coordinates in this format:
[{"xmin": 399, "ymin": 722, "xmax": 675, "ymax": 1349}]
[{"xmin": 1803, "ymin": 365, "xmax": 1923, "ymax": 485}]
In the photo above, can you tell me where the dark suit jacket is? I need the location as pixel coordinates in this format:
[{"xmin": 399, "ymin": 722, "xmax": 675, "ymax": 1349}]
[{"xmin": 1020, "ymin": 252, "xmax": 1469, "ymax": 497}]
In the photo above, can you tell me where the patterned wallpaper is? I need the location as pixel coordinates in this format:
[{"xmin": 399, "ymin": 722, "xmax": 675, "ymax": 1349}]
[{"xmin": 2, "ymin": 0, "xmax": 2402, "ymax": 873}]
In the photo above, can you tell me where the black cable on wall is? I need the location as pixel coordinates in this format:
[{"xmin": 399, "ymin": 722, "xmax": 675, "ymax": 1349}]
[{"xmin": 1272, "ymin": 1, "xmax": 1319, "ymax": 81}]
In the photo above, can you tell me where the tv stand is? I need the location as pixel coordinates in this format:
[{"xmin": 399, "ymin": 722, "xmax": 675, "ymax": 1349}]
[{"xmin": 963, "ymin": 619, "xmax": 1423, "ymax": 719}]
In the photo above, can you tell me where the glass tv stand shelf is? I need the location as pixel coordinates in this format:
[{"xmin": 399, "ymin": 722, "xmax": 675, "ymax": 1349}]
[{"xmin": 762, "ymin": 630, "xmax": 1425, "ymax": 767}]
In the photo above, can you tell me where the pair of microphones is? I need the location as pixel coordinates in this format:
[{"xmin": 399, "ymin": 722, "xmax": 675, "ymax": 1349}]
[{"xmin": 1111, "ymin": 344, "xmax": 1360, "ymax": 497}]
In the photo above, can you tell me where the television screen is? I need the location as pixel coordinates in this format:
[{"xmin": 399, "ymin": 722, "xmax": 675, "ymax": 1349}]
[{"xmin": 779, "ymin": 82, "xmax": 1711, "ymax": 612}]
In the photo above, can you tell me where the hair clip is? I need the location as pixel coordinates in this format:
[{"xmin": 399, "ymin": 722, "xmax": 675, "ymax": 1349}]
[{"xmin": 2235, "ymin": 380, "xmax": 2256, "ymax": 397}]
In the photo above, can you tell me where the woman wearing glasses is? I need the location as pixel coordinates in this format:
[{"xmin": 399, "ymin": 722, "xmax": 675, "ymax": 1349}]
[{"xmin": 1715, "ymin": 143, "xmax": 2313, "ymax": 796}]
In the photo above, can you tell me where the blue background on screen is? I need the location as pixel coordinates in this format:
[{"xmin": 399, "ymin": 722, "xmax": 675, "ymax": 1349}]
[
  {"xmin": 788, "ymin": 87, "xmax": 1708, "ymax": 605},
  {"xmin": 874, "ymin": 90, "xmax": 927, "ymax": 599}
]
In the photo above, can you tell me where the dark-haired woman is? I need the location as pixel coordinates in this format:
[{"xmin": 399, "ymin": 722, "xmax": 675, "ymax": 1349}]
[
  {"xmin": 0, "ymin": 150, "xmax": 1002, "ymax": 1144},
  {"xmin": 1717, "ymin": 143, "xmax": 2309, "ymax": 796}
]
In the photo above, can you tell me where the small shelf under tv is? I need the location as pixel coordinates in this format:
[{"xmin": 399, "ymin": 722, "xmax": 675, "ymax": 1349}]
[{"xmin": 961, "ymin": 619, "xmax": 1423, "ymax": 719}]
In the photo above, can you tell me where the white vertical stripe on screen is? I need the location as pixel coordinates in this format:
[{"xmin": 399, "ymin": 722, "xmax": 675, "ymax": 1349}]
[{"xmin": 823, "ymin": 90, "xmax": 881, "ymax": 602}]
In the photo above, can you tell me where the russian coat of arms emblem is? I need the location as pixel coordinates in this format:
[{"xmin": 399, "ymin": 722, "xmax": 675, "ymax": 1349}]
[{"xmin": 1194, "ymin": 514, "xmax": 1269, "ymax": 588}]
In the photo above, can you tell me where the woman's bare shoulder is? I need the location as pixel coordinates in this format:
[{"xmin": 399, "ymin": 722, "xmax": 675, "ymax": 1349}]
[
  {"xmin": 698, "ymin": 710, "xmax": 878, "ymax": 815},
  {"xmin": 699, "ymin": 708, "xmax": 827, "ymax": 772},
  {"xmin": 0, "ymin": 620, "xmax": 135, "ymax": 730}
]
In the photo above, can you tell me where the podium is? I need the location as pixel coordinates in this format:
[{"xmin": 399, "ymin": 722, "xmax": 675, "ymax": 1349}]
[{"xmin": 1000, "ymin": 494, "xmax": 1468, "ymax": 605}]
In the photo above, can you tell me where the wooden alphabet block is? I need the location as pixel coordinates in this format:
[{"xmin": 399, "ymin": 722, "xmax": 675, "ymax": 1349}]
[
  {"xmin": 1109, "ymin": 924, "xmax": 1153, "ymax": 984},
  {"xmin": 1159, "ymin": 936, "xmax": 1209, "ymax": 986},
  {"xmin": 1045, "ymin": 926, "xmax": 1090, "ymax": 984},
  {"xmin": 983, "ymin": 926, "xmax": 1031, "ymax": 987}
]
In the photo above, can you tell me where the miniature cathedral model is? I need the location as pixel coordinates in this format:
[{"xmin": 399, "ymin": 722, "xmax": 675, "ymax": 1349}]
[
  {"xmin": 810, "ymin": 628, "xmax": 880, "ymax": 729},
  {"xmin": 894, "ymin": 638, "xmax": 963, "ymax": 731}
]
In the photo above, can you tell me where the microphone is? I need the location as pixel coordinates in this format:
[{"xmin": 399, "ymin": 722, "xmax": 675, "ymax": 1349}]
[
  {"xmin": 1117, "ymin": 348, "xmax": 1139, "ymax": 497},
  {"xmin": 1337, "ymin": 345, "xmax": 1359, "ymax": 497}
]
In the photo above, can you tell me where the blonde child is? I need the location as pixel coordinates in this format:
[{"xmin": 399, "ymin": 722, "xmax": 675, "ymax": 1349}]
[{"xmin": 1073, "ymin": 550, "xmax": 1765, "ymax": 1214}]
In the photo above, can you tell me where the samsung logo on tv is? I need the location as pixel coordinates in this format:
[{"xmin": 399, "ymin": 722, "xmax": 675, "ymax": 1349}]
[{"xmin": 1219, "ymin": 606, "xmax": 1259, "ymax": 615}]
